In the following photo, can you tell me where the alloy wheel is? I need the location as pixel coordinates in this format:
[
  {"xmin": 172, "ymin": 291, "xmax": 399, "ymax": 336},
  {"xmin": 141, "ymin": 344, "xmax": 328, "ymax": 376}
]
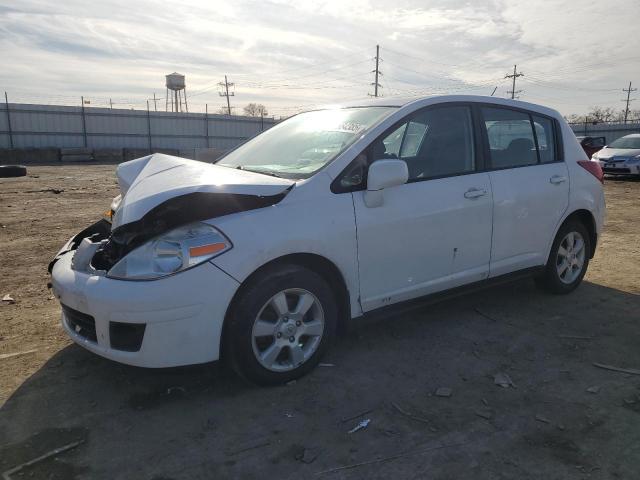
[
  {"xmin": 251, "ymin": 288, "xmax": 325, "ymax": 372},
  {"xmin": 556, "ymin": 231, "xmax": 586, "ymax": 284}
]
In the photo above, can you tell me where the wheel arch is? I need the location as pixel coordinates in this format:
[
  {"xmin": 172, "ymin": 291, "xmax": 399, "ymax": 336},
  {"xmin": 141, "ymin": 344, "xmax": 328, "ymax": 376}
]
[
  {"xmin": 557, "ymin": 209, "xmax": 598, "ymax": 258},
  {"xmin": 220, "ymin": 253, "xmax": 352, "ymax": 359}
]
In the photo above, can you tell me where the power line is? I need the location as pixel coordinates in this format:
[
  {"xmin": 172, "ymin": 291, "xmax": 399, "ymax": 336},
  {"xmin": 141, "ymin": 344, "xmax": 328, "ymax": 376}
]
[
  {"xmin": 622, "ymin": 81, "xmax": 637, "ymax": 124},
  {"xmin": 505, "ymin": 64, "xmax": 524, "ymax": 99}
]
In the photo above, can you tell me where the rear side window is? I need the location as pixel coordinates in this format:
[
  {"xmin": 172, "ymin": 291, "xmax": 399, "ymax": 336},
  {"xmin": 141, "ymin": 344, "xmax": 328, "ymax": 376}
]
[
  {"xmin": 482, "ymin": 108, "xmax": 537, "ymax": 168},
  {"xmin": 532, "ymin": 115, "xmax": 556, "ymax": 163}
]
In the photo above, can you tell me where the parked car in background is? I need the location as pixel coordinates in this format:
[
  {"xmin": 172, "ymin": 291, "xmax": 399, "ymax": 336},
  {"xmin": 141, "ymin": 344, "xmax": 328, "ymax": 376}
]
[
  {"xmin": 592, "ymin": 133, "xmax": 640, "ymax": 176},
  {"xmin": 49, "ymin": 95, "xmax": 606, "ymax": 385},
  {"xmin": 576, "ymin": 136, "xmax": 606, "ymax": 159}
]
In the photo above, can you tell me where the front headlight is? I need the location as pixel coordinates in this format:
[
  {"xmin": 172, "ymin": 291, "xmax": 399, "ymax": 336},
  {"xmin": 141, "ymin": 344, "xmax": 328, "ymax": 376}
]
[
  {"xmin": 106, "ymin": 222, "xmax": 232, "ymax": 280},
  {"xmin": 627, "ymin": 155, "xmax": 640, "ymax": 164}
]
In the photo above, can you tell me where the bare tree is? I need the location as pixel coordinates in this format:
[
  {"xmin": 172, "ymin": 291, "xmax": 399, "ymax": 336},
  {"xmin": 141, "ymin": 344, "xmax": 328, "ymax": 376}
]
[
  {"xmin": 587, "ymin": 106, "xmax": 619, "ymax": 123},
  {"xmin": 243, "ymin": 103, "xmax": 268, "ymax": 117},
  {"xmin": 564, "ymin": 114, "xmax": 584, "ymax": 124}
]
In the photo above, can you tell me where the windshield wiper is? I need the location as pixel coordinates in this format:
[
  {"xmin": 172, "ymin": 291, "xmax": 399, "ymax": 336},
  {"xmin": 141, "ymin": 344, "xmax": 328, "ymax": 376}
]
[{"xmin": 236, "ymin": 165, "xmax": 284, "ymax": 178}]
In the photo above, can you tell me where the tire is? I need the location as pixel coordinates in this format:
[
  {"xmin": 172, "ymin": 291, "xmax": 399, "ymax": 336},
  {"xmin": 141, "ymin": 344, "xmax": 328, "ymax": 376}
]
[
  {"xmin": 0, "ymin": 165, "xmax": 27, "ymax": 178},
  {"xmin": 225, "ymin": 264, "xmax": 338, "ymax": 385},
  {"xmin": 535, "ymin": 220, "xmax": 591, "ymax": 294}
]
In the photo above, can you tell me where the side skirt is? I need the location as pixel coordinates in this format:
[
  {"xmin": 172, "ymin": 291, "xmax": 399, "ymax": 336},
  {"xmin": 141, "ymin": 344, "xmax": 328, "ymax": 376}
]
[{"xmin": 355, "ymin": 266, "xmax": 544, "ymax": 324}]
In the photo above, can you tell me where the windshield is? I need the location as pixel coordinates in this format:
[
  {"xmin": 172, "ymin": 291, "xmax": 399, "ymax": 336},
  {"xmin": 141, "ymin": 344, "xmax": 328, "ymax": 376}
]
[
  {"xmin": 217, "ymin": 107, "xmax": 397, "ymax": 179},
  {"xmin": 608, "ymin": 136, "xmax": 640, "ymax": 149}
]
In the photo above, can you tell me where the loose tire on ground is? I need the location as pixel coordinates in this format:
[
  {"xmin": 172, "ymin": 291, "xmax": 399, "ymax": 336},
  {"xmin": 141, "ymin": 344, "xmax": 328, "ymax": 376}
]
[
  {"xmin": 225, "ymin": 264, "xmax": 338, "ymax": 385},
  {"xmin": 0, "ymin": 165, "xmax": 27, "ymax": 178},
  {"xmin": 535, "ymin": 219, "xmax": 591, "ymax": 294}
]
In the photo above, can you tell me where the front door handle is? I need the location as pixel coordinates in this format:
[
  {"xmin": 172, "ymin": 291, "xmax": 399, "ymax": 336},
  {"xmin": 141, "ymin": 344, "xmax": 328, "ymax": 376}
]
[
  {"xmin": 550, "ymin": 175, "xmax": 567, "ymax": 184},
  {"xmin": 464, "ymin": 188, "xmax": 487, "ymax": 199}
]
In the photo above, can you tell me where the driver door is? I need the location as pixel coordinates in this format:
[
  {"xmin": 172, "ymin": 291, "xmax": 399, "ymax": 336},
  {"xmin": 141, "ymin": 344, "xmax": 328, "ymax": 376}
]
[{"xmin": 351, "ymin": 104, "xmax": 494, "ymax": 312}]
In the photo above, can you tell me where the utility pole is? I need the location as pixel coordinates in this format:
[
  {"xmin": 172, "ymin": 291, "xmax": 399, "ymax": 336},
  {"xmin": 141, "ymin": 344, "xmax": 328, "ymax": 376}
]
[
  {"xmin": 505, "ymin": 64, "xmax": 524, "ymax": 99},
  {"xmin": 369, "ymin": 45, "xmax": 382, "ymax": 97},
  {"xmin": 218, "ymin": 75, "xmax": 234, "ymax": 115},
  {"xmin": 152, "ymin": 93, "xmax": 158, "ymax": 112},
  {"xmin": 622, "ymin": 81, "xmax": 636, "ymax": 124},
  {"xmin": 109, "ymin": 98, "xmax": 113, "ymax": 109}
]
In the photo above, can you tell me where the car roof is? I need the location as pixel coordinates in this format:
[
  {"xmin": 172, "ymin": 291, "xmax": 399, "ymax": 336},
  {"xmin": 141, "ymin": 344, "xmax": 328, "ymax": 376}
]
[
  {"xmin": 620, "ymin": 133, "xmax": 640, "ymax": 138},
  {"xmin": 311, "ymin": 94, "xmax": 562, "ymax": 119}
]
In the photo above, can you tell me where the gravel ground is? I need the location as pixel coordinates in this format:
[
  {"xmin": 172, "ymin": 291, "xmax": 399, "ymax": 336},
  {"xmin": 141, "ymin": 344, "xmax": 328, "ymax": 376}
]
[{"xmin": 0, "ymin": 165, "xmax": 639, "ymax": 479}]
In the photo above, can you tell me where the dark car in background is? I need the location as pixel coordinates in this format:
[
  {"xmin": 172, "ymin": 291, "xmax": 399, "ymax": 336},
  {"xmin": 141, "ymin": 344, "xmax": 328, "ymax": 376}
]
[{"xmin": 576, "ymin": 136, "xmax": 606, "ymax": 159}]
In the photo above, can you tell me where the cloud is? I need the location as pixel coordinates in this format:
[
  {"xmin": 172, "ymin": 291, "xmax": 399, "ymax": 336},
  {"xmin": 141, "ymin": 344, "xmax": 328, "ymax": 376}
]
[{"xmin": 0, "ymin": 0, "xmax": 638, "ymax": 115}]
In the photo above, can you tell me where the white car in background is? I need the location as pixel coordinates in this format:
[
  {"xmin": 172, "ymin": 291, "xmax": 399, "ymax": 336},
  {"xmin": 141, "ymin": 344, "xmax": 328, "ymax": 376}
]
[
  {"xmin": 593, "ymin": 133, "xmax": 640, "ymax": 176},
  {"xmin": 50, "ymin": 95, "xmax": 606, "ymax": 385}
]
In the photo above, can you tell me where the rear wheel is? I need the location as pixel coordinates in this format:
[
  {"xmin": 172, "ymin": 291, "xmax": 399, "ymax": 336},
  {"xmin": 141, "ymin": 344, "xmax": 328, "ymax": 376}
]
[
  {"xmin": 535, "ymin": 220, "xmax": 590, "ymax": 294},
  {"xmin": 225, "ymin": 264, "xmax": 337, "ymax": 385}
]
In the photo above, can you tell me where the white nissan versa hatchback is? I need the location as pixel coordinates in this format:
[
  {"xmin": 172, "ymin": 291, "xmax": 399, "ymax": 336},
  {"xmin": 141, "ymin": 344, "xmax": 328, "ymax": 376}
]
[{"xmin": 50, "ymin": 95, "xmax": 606, "ymax": 385}]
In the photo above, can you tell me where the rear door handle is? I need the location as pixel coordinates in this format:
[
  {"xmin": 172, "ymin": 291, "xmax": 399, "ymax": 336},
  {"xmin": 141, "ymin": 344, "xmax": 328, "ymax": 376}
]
[
  {"xmin": 550, "ymin": 175, "xmax": 567, "ymax": 184},
  {"xmin": 464, "ymin": 188, "xmax": 487, "ymax": 199}
]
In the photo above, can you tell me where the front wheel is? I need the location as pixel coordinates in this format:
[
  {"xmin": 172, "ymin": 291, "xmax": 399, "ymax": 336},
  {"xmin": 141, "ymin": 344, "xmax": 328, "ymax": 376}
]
[
  {"xmin": 225, "ymin": 264, "xmax": 337, "ymax": 385},
  {"xmin": 535, "ymin": 220, "xmax": 591, "ymax": 294}
]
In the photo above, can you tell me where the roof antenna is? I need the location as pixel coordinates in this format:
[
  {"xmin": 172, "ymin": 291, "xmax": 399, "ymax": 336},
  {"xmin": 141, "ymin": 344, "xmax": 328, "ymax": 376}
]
[{"xmin": 490, "ymin": 86, "xmax": 498, "ymax": 97}]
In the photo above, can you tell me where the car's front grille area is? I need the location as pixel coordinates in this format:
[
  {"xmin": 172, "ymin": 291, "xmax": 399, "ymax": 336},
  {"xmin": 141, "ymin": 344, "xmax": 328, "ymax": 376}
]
[
  {"xmin": 109, "ymin": 322, "xmax": 146, "ymax": 352},
  {"xmin": 62, "ymin": 304, "xmax": 97, "ymax": 342}
]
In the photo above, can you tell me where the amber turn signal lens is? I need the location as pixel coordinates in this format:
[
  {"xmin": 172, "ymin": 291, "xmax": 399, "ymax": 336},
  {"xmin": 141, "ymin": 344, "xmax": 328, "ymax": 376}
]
[{"xmin": 189, "ymin": 243, "xmax": 227, "ymax": 257}]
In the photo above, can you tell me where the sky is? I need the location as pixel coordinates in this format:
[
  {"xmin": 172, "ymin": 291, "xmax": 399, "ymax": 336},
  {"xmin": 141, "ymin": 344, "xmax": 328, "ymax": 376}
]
[{"xmin": 0, "ymin": 0, "xmax": 638, "ymax": 117}]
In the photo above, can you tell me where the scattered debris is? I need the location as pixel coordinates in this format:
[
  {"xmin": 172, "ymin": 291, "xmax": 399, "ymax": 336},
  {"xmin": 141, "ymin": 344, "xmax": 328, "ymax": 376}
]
[
  {"xmin": 475, "ymin": 409, "xmax": 493, "ymax": 420},
  {"xmin": 348, "ymin": 419, "xmax": 370, "ymax": 434},
  {"xmin": 593, "ymin": 362, "xmax": 640, "ymax": 376},
  {"xmin": 558, "ymin": 334, "xmax": 593, "ymax": 340},
  {"xmin": 474, "ymin": 308, "xmax": 498, "ymax": 322},
  {"xmin": 166, "ymin": 386, "xmax": 186, "ymax": 395},
  {"xmin": 557, "ymin": 424, "xmax": 566, "ymax": 431},
  {"xmin": 1, "ymin": 440, "xmax": 83, "ymax": 480},
  {"xmin": 0, "ymin": 349, "xmax": 38, "ymax": 360},
  {"xmin": 435, "ymin": 387, "xmax": 452, "ymax": 397},
  {"xmin": 586, "ymin": 386, "xmax": 601, "ymax": 394},
  {"xmin": 24, "ymin": 188, "xmax": 64, "ymax": 194},
  {"xmin": 2, "ymin": 294, "xmax": 15, "ymax": 304},
  {"xmin": 296, "ymin": 447, "xmax": 320, "ymax": 464},
  {"xmin": 319, "ymin": 363, "xmax": 336, "ymax": 367},
  {"xmin": 284, "ymin": 413, "xmax": 294, "ymax": 418},
  {"xmin": 481, "ymin": 398, "xmax": 489, "ymax": 406},
  {"xmin": 340, "ymin": 409, "xmax": 373, "ymax": 424},
  {"xmin": 494, "ymin": 372, "xmax": 516, "ymax": 388},
  {"xmin": 286, "ymin": 379, "xmax": 297, "ymax": 386},
  {"xmin": 391, "ymin": 402, "xmax": 431, "ymax": 425},
  {"xmin": 315, "ymin": 440, "xmax": 470, "ymax": 475},
  {"xmin": 535, "ymin": 414, "xmax": 551, "ymax": 424},
  {"xmin": 225, "ymin": 441, "xmax": 270, "ymax": 457}
]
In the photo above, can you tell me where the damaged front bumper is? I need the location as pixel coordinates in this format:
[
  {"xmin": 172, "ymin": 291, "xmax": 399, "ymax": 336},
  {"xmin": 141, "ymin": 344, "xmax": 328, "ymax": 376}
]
[{"xmin": 50, "ymin": 221, "xmax": 240, "ymax": 368}]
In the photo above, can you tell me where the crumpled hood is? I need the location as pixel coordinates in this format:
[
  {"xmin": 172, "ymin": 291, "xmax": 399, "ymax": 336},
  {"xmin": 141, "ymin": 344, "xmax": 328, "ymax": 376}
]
[
  {"xmin": 596, "ymin": 147, "xmax": 640, "ymax": 160},
  {"xmin": 113, "ymin": 153, "xmax": 294, "ymax": 228}
]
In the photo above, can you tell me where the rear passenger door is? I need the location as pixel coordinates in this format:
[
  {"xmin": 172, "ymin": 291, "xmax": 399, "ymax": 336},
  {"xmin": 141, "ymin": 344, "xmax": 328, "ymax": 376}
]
[{"xmin": 480, "ymin": 106, "xmax": 569, "ymax": 276}]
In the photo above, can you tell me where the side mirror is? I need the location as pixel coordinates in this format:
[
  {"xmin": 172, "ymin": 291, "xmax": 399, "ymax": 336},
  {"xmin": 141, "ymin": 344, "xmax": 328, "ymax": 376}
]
[{"xmin": 364, "ymin": 159, "xmax": 408, "ymax": 208}]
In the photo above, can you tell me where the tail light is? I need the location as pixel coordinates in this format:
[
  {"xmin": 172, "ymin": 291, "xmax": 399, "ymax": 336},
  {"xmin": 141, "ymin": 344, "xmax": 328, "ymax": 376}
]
[{"xmin": 577, "ymin": 160, "xmax": 604, "ymax": 184}]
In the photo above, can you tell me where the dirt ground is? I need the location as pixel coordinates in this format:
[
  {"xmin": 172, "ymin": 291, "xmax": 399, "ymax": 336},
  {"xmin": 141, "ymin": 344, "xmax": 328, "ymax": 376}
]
[{"xmin": 1, "ymin": 165, "xmax": 639, "ymax": 479}]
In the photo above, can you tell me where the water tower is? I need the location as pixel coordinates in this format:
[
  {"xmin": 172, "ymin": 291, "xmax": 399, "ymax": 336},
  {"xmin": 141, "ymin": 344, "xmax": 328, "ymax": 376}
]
[{"xmin": 165, "ymin": 72, "xmax": 188, "ymax": 113}]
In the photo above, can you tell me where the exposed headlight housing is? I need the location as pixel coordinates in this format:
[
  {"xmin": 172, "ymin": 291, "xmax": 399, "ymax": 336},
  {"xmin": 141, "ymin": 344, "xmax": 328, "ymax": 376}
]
[
  {"xmin": 106, "ymin": 222, "xmax": 231, "ymax": 280},
  {"xmin": 628, "ymin": 155, "xmax": 640, "ymax": 164}
]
